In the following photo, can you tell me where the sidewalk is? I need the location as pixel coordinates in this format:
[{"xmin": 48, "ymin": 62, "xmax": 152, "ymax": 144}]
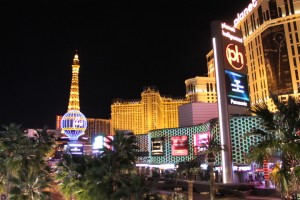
[
  {"xmin": 152, "ymin": 178, "xmax": 282, "ymax": 200},
  {"xmin": 152, "ymin": 189, "xmax": 281, "ymax": 200}
]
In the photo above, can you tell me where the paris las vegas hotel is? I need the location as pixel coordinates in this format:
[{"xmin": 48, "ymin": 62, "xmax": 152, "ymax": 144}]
[{"xmin": 56, "ymin": 0, "xmax": 300, "ymax": 181}]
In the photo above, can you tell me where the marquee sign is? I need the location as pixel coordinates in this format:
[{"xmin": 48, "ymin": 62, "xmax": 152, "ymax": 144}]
[
  {"xmin": 221, "ymin": 23, "xmax": 247, "ymax": 74},
  {"xmin": 233, "ymin": 0, "xmax": 258, "ymax": 27},
  {"xmin": 213, "ymin": 21, "xmax": 249, "ymax": 108},
  {"xmin": 211, "ymin": 20, "xmax": 249, "ymax": 183}
]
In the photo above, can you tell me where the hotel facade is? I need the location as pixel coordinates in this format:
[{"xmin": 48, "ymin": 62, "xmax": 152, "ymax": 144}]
[
  {"xmin": 111, "ymin": 86, "xmax": 189, "ymax": 135},
  {"xmin": 207, "ymin": 0, "xmax": 300, "ymax": 111}
]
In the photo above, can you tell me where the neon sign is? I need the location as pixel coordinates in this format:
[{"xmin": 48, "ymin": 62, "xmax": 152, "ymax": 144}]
[
  {"xmin": 221, "ymin": 23, "xmax": 243, "ymax": 43},
  {"xmin": 220, "ymin": 22, "xmax": 246, "ymax": 74},
  {"xmin": 233, "ymin": 0, "xmax": 258, "ymax": 27},
  {"xmin": 226, "ymin": 44, "xmax": 245, "ymax": 71}
]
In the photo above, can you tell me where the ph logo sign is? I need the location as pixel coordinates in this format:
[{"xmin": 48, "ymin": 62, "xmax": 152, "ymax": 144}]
[{"xmin": 226, "ymin": 44, "xmax": 245, "ymax": 71}]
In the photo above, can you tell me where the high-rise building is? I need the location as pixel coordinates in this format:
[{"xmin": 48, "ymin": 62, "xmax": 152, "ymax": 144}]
[
  {"xmin": 207, "ymin": 0, "xmax": 300, "ymax": 111},
  {"xmin": 111, "ymin": 86, "xmax": 189, "ymax": 135},
  {"xmin": 185, "ymin": 76, "xmax": 217, "ymax": 103}
]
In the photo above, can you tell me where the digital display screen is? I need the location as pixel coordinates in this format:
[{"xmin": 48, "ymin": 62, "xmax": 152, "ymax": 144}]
[
  {"xmin": 193, "ymin": 132, "xmax": 210, "ymax": 155},
  {"xmin": 92, "ymin": 135, "xmax": 113, "ymax": 153},
  {"xmin": 151, "ymin": 137, "xmax": 164, "ymax": 156},
  {"xmin": 225, "ymin": 70, "xmax": 250, "ymax": 107},
  {"xmin": 171, "ymin": 135, "xmax": 188, "ymax": 156}
]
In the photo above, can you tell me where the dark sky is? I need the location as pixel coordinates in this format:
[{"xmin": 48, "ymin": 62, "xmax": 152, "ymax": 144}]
[{"xmin": 0, "ymin": 0, "xmax": 248, "ymax": 129}]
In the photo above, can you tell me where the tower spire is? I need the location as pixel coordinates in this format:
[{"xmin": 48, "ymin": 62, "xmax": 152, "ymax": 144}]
[{"xmin": 67, "ymin": 51, "xmax": 80, "ymax": 111}]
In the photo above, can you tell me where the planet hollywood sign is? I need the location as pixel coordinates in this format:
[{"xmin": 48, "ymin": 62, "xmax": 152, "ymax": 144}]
[
  {"xmin": 234, "ymin": 0, "xmax": 258, "ymax": 27},
  {"xmin": 221, "ymin": 23, "xmax": 246, "ymax": 74},
  {"xmin": 212, "ymin": 21, "xmax": 250, "ymax": 108}
]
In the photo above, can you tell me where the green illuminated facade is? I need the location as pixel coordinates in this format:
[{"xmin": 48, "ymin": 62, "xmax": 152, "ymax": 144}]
[{"xmin": 136, "ymin": 115, "xmax": 262, "ymax": 167}]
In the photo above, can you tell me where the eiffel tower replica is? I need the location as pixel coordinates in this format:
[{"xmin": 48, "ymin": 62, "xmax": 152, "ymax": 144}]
[{"xmin": 61, "ymin": 51, "xmax": 87, "ymax": 155}]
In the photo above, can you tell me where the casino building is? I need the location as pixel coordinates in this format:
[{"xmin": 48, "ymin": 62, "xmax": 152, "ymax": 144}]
[
  {"xmin": 111, "ymin": 86, "xmax": 189, "ymax": 135},
  {"xmin": 207, "ymin": 0, "xmax": 300, "ymax": 110}
]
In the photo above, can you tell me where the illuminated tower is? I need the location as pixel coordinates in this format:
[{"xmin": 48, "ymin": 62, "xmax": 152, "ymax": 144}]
[
  {"xmin": 61, "ymin": 52, "xmax": 87, "ymax": 143},
  {"xmin": 68, "ymin": 52, "xmax": 80, "ymax": 111}
]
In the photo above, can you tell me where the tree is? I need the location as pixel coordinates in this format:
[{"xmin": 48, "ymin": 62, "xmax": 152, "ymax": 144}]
[
  {"xmin": 111, "ymin": 172, "xmax": 151, "ymax": 200},
  {"xmin": 0, "ymin": 123, "xmax": 57, "ymax": 200},
  {"xmin": 55, "ymin": 130, "xmax": 142, "ymax": 200},
  {"xmin": 246, "ymin": 95, "xmax": 300, "ymax": 199},
  {"xmin": 55, "ymin": 154, "xmax": 91, "ymax": 200}
]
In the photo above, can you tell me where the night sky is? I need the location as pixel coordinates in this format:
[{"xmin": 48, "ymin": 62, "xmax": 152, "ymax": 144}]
[{"xmin": 0, "ymin": 0, "xmax": 248, "ymax": 129}]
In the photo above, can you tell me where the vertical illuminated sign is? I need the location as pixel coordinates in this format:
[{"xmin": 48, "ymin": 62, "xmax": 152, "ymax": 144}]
[
  {"xmin": 211, "ymin": 21, "xmax": 248, "ymax": 183},
  {"xmin": 221, "ymin": 23, "xmax": 249, "ymax": 108}
]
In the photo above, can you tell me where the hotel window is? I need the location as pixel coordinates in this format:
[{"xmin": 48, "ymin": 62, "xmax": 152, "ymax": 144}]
[
  {"xmin": 269, "ymin": 0, "xmax": 279, "ymax": 19},
  {"xmin": 251, "ymin": 14, "xmax": 255, "ymax": 31},
  {"xmin": 292, "ymin": 45, "xmax": 295, "ymax": 55},
  {"xmin": 265, "ymin": 11, "xmax": 270, "ymax": 21},
  {"xmin": 258, "ymin": 6, "xmax": 264, "ymax": 25},
  {"xmin": 284, "ymin": 0, "xmax": 289, "ymax": 16},
  {"xmin": 278, "ymin": 7, "xmax": 282, "ymax": 17},
  {"xmin": 289, "ymin": 34, "xmax": 294, "ymax": 44},
  {"xmin": 288, "ymin": 23, "xmax": 292, "ymax": 32},
  {"xmin": 295, "ymin": 32, "xmax": 299, "ymax": 43},
  {"xmin": 295, "ymin": 70, "xmax": 299, "ymax": 80},
  {"xmin": 290, "ymin": 0, "xmax": 294, "ymax": 14}
]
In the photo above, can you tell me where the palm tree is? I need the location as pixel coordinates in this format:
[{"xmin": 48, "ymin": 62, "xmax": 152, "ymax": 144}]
[
  {"xmin": 197, "ymin": 119, "xmax": 226, "ymax": 200},
  {"xmin": 0, "ymin": 123, "xmax": 57, "ymax": 200},
  {"xmin": 56, "ymin": 130, "xmax": 141, "ymax": 200},
  {"xmin": 55, "ymin": 153, "xmax": 90, "ymax": 200},
  {"xmin": 245, "ymin": 94, "xmax": 300, "ymax": 199},
  {"xmin": 111, "ymin": 172, "xmax": 151, "ymax": 200}
]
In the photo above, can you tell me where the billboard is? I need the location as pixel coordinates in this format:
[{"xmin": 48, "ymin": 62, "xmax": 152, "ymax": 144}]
[
  {"xmin": 225, "ymin": 70, "xmax": 250, "ymax": 107},
  {"xmin": 92, "ymin": 134, "xmax": 113, "ymax": 154},
  {"xmin": 171, "ymin": 135, "xmax": 188, "ymax": 156},
  {"xmin": 211, "ymin": 21, "xmax": 249, "ymax": 109},
  {"xmin": 151, "ymin": 137, "xmax": 164, "ymax": 156},
  {"xmin": 193, "ymin": 131, "xmax": 210, "ymax": 155},
  {"xmin": 211, "ymin": 20, "xmax": 247, "ymax": 183},
  {"xmin": 261, "ymin": 24, "xmax": 292, "ymax": 94}
]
